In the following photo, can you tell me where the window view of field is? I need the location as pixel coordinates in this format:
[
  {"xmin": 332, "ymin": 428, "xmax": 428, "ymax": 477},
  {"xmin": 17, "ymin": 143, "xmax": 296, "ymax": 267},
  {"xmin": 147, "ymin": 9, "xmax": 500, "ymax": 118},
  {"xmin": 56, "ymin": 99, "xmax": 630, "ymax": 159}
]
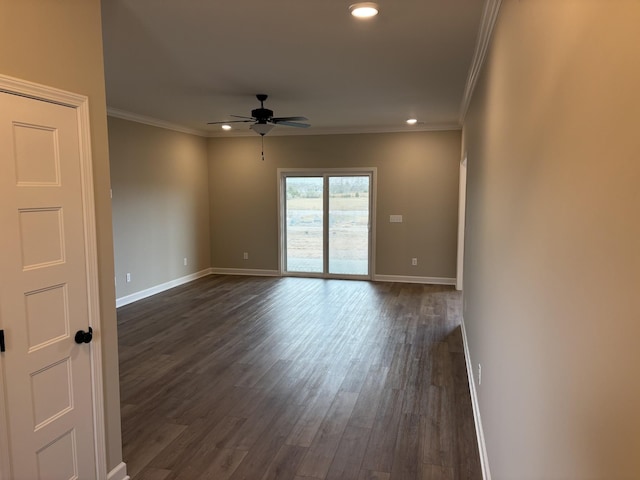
[{"xmin": 285, "ymin": 176, "xmax": 370, "ymax": 275}]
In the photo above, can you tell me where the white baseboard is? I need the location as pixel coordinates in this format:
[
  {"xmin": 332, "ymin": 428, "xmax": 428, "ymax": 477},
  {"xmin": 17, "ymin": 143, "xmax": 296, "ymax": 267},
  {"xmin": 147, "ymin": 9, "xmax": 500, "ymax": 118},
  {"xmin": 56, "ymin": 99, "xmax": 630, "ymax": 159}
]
[
  {"xmin": 115, "ymin": 270, "xmax": 453, "ymax": 308},
  {"xmin": 210, "ymin": 267, "xmax": 280, "ymax": 277},
  {"xmin": 116, "ymin": 269, "xmax": 213, "ymax": 307},
  {"xmin": 107, "ymin": 462, "xmax": 129, "ymax": 480},
  {"xmin": 460, "ymin": 316, "xmax": 492, "ymax": 480},
  {"xmin": 372, "ymin": 274, "xmax": 456, "ymax": 285}
]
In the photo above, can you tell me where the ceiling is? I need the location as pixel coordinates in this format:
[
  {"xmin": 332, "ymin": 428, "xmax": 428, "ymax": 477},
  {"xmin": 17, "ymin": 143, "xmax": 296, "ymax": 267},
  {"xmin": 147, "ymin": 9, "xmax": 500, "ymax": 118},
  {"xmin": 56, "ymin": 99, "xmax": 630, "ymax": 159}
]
[{"xmin": 100, "ymin": 0, "xmax": 487, "ymax": 137}]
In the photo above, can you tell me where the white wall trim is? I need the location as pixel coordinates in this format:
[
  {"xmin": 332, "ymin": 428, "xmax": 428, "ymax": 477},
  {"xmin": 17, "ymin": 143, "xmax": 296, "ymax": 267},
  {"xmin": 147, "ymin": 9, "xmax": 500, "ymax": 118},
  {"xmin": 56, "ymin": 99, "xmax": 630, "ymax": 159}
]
[
  {"xmin": 107, "ymin": 462, "xmax": 129, "ymax": 480},
  {"xmin": 107, "ymin": 107, "xmax": 208, "ymax": 137},
  {"xmin": 460, "ymin": 316, "xmax": 492, "ymax": 480},
  {"xmin": 107, "ymin": 106, "xmax": 462, "ymax": 139},
  {"xmin": 0, "ymin": 75, "xmax": 87, "ymax": 107},
  {"xmin": 456, "ymin": 155, "xmax": 468, "ymax": 291},
  {"xmin": 209, "ymin": 123, "xmax": 462, "ymax": 138},
  {"xmin": 459, "ymin": 0, "xmax": 502, "ymax": 123},
  {"xmin": 373, "ymin": 274, "xmax": 456, "ymax": 285},
  {"xmin": 115, "ymin": 269, "xmax": 455, "ymax": 302},
  {"xmin": 210, "ymin": 268, "xmax": 280, "ymax": 277},
  {"xmin": 116, "ymin": 269, "xmax": 213, "ymax": 308}
]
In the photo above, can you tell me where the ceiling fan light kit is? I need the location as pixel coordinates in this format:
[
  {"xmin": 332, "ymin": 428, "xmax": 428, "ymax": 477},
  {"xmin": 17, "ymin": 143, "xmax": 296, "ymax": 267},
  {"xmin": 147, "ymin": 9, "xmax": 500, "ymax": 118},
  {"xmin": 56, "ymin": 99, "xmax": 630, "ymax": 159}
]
[
  {"xmin": 349, "ymin": 2, "xmax": 379, "ymax": 18},
  {"xmin": 250, "ymin": 123, "xmax": 275, "ymax": 136}
]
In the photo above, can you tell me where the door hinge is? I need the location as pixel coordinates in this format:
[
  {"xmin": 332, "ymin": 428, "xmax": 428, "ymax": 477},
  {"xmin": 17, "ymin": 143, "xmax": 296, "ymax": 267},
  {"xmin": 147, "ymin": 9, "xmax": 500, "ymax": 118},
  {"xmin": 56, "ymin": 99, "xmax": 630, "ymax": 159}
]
[{"xmin": 0, "ymin": 330, "xmax": 4, "ymax": 353}]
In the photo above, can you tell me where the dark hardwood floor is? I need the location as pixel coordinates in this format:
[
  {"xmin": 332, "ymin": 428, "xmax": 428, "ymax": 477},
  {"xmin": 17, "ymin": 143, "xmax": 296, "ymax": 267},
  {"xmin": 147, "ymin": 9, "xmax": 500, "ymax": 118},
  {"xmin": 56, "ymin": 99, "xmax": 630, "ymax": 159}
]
[{"xmin": 117, "ymin": 275, "xmax": 481, "ymax": 480}]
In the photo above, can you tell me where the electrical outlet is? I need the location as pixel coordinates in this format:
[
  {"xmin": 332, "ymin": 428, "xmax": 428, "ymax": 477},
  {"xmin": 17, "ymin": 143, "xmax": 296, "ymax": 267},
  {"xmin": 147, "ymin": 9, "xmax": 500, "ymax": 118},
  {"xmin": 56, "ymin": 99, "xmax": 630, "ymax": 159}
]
[
  {"xmin": 243, "ymin": 252, "xmax": 249, "ymax": 260},
  {"xmin": 411, "ymin": 258, "xmax": 418, "ymax": 266},
  {"xmin": 478, "ymin": 364, "xmax": 482, "ymax": 385},
  {"xmin": 126, "ymin": 273, "xmax": 131, "ymax": 283},
  {"xmin": 183, "ymin": 257, "xmax": 188, "ymax": 266}
]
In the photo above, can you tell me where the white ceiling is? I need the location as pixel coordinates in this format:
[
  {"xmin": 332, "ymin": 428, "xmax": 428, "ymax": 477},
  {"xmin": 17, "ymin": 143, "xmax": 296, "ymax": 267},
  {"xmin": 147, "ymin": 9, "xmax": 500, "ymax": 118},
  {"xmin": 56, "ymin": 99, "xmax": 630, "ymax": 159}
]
[{"xmin": 101, "ymin": 0, "xmax": 487, "ymax": 137}]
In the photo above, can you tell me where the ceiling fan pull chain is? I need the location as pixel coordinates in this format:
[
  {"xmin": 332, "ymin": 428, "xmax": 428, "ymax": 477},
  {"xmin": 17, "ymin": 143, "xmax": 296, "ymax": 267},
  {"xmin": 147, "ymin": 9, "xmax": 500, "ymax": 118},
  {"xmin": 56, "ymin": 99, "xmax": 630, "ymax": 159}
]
[{"xmin": 261, "ymin": 135, "xmax": 265, "ymax": 161}]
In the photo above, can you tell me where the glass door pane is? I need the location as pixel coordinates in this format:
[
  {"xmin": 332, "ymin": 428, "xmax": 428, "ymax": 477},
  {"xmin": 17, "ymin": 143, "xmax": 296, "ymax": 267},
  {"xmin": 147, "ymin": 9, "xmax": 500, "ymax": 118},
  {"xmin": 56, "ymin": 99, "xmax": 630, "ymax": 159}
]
[
  {"xmin": 328, "ymin": 176, "xmax": 370, "ymax": 276},
  {"xmin": 285, "ymin": 177, "xmax": 324, "ymax": 273}
]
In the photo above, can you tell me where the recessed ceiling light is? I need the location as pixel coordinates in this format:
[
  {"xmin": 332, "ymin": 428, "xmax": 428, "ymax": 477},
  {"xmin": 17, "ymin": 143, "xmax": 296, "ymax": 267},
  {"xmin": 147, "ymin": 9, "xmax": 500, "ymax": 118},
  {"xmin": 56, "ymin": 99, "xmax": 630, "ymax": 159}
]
[
  {"xmin": 221, "ymin": 124, "xmax": 232, "ymax": 131},
  {"xmin": 349, "ymin": 2, "xmax": 379, "ymax": 18},
  {"xmin": 406, "ymin": 118, "xmax": 418, "ymax": 125}
]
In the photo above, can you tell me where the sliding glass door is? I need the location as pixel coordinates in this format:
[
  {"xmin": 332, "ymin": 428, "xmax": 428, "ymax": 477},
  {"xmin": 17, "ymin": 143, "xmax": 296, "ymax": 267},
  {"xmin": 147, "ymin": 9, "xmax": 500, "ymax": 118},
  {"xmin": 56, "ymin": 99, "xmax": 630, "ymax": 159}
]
[{"xmin": 282, "ymin": 170, "xmax": 373, "ymax": 279}]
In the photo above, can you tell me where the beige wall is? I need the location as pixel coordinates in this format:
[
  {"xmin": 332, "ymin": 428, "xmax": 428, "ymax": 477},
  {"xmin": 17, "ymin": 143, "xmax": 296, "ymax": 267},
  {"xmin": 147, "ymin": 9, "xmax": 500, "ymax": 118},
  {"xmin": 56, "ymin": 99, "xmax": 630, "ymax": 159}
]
[
  {"xmin": 109, "ymin": 117, "xmax": 211, "ymax": 298},
  {"xmin": 0, "ymin": 0, "xmax": 123, "ymax": 471},
  {"xmin": 463, "ymin": 1, "xmax": 640, "ymax": 477},
  {"xmin": 208, "ymin": 131, "xmax": 460, "ymax": 278}
]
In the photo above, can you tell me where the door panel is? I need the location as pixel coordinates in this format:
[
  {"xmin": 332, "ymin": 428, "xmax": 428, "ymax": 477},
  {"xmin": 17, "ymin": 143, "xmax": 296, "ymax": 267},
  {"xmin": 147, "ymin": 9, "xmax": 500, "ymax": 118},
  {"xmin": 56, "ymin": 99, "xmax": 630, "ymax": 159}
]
[
  {"xmin": 284, "ymin": 177, "xmax": 324, "ymax": 273},
  {"xmin": 328, "ymin": 176, "xmax": 370, "ymax": 276},
  {"xmin": 0, "ymin": 92, "xmax": 97, "ymax": 479}
]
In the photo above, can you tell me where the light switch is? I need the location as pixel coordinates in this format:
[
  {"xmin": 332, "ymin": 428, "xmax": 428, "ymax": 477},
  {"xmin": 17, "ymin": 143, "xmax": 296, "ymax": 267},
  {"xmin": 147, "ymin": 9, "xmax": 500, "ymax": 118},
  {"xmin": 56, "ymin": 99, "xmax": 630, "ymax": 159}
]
[{"xmin": 390, "ymin": 215, "xmax": 403, "ymax": 223}]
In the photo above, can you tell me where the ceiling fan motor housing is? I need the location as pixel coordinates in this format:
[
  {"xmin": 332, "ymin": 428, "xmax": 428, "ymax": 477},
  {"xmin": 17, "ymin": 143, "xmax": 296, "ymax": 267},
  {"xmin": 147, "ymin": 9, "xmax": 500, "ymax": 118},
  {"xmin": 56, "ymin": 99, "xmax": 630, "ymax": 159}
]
[{"xmin": 252, "ymin": 107, "xmax": 273, "ymax": 121}]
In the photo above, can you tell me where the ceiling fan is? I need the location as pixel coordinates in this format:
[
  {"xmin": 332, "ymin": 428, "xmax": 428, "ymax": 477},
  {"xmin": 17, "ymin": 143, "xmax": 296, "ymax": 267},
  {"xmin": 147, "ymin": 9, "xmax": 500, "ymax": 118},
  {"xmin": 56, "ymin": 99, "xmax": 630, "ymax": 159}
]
[{"xmin": 208, "ymin": 94, "xmax": 310, "ymax": 136}]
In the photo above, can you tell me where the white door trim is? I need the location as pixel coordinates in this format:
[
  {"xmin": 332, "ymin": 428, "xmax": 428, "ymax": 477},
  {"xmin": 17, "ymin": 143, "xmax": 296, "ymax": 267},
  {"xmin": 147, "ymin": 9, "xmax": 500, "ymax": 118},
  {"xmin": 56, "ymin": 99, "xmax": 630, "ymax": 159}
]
[
  {"xmin": 0, "ymin": 74, "xmax": 108, "ymax": 479},
  {"xmin": 456, "ymin": 155, "xmax": 467, "ymax": 291}
]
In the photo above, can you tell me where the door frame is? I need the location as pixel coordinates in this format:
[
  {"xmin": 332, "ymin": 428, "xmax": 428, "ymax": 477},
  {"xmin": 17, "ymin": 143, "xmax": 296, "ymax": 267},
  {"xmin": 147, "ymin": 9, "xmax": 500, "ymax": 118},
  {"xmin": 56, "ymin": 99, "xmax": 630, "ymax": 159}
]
[
  {"xmin": 0, "ymin": 74, "xmax": 107, "ymax": 479},
  {"xmin": 277, "ymin": 167, "xmax": 377, "ymax": 280},
  {"xmin": 456, "ymin": 154, "xmax": 467, "ymax": 291}
]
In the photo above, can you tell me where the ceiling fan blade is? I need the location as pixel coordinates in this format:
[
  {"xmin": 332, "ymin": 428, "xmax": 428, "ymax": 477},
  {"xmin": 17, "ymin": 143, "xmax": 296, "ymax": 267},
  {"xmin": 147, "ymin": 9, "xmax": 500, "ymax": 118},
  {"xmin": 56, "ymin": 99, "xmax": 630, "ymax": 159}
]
[
  {"xmin": 230, "ymin": 114, "xmax": 255, "ymax": 120},
  {"xmin": 274, "ymin": 121, "xmax": 311, "ymax": 128},
  {"xmin": 207, "ymin": 119, "xmax": 253, "ymax": 125},
  {"xmin": 272, "ymin": 116, "xmax": 308, "ymax": 123}
]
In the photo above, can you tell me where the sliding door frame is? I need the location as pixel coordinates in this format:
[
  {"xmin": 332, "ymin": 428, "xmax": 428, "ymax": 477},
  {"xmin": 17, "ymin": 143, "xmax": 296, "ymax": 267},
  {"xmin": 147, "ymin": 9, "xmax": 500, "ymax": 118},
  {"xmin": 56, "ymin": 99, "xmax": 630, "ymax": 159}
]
[{"xmin": 277, "ymin": 167, "xmax": 377, "ymax": 280}]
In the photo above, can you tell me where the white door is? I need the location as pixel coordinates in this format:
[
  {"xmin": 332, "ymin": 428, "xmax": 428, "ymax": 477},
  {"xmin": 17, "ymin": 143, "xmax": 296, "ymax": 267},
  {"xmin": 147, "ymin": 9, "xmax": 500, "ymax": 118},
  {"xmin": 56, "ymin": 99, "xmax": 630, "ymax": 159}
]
[{"xmin": 0, "ymin": 90, "xmax": 100, "ymax": 479}]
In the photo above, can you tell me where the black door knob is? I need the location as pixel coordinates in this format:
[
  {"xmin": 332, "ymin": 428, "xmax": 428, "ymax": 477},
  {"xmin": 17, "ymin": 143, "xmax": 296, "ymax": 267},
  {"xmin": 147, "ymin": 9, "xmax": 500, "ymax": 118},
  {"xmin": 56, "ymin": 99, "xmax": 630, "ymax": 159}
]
[{"xmin": 74, "ymin": 327, "xmax": 93, "ymax": 344}]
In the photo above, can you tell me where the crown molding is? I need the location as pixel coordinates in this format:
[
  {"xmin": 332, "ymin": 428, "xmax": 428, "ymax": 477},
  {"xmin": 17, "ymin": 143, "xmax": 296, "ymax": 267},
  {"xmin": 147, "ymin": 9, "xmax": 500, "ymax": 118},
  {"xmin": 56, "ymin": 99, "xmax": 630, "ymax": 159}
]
[
  {"xmin": 106, "ymin": 107, "xmax": 209, "ymax": 137},
  {"xmin": 459, "ymin": 0, "xmax": 503, "ymax": 124},
  {"xmin": 207, "ymin": 123, "xmax": 461, "ymax": 138},
  {"xmin": 107, "ymin": 107, "xmax": 461, "ymax": 139}
]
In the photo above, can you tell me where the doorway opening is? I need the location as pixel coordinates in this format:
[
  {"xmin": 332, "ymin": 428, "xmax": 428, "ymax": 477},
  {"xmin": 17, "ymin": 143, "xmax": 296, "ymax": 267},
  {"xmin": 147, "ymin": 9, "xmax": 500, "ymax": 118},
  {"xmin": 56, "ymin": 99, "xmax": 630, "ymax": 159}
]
[{"xmin": 279, "ymin": 169, "xmax": 376, "ymax": 279}]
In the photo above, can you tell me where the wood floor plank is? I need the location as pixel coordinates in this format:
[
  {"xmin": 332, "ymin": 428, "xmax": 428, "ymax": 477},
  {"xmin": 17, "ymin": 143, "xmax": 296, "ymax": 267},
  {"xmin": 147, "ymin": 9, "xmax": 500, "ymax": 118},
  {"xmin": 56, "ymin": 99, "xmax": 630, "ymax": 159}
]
[
  {"xmin": 118, "ymin": 276, "xmax": 481, "ymax": 480},
  {"xmin": 390, "ymin": 413, "xmax": 421, "ymax": 480},
  {"xmin": 421, "ymin": 385, "xmax": 455, "ymax": 468},
  {"xmin": 226, "ymin": 393, "xmax": 299, "ymax": 451},
  {"xmin": 421, "ymin": 464, "xmax": 454, "ymax": 480},
  {"xmin": 285, "ymin": 368, "xmax": 352, "ymax": 448},
  {"xmin": 227, "ymin": 402, "xmax": 306, "ymax": 480},
  {"xmin": 325, "ymin": 425, "xmax": 371, "ymax": 480},
  {"xmin": 358, "ymin": 470, "xmax": 391, "ymax": 480},
  {"xmin": 150, "ymin": 415, "xmax": 246, "ymax": 472},
  {"xmin": 164, "ymin": 447, "xmax": 247, "ymax": 480},
  {"xmin": 259, "ymin": 444, "xmax": 308, "ymax": 480},
  {"xmin": 296, "ymin": 391, "xmax": 359, "ymax": 478},
  {"xmin": 132, "ymin": 467, "xmax": 171, "ymax": 480},
  {"xmin": 347, "ymin": 366, "xmax": 390, "ymax": 429},
  {"xmin": 360, "ymin": 388, "xmax": 405, "ymax": 472},
  {"xmin": 124, "ymin": 422, "xmax": 188, "ymax": 477}
]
